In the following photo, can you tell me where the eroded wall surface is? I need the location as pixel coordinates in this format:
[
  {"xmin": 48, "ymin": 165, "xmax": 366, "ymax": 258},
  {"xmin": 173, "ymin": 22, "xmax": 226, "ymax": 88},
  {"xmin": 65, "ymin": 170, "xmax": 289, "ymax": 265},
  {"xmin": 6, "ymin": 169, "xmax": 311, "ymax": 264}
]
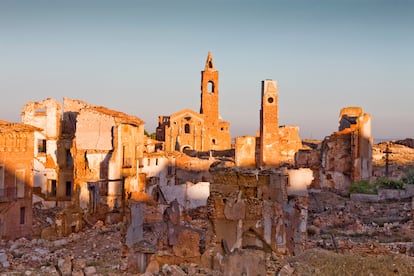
[
  {"xmin": 0, "ymin": 123, "xmax": 36, "ymax": 239},
  {"xmin": 122, "ymin": 166, "xmax": 309, "ymax": 273},
  {"xmin": 22, "ymin": 98, "xmax": 64, "ymax": 200},
  {"xmin": 64, "ymin": 98, "xmax": 145, "ymax": 213},
  {"xmin": 235, "ymin": 136, "xmax": 256, "ymax": 168},
  {"xmin": 296, "ymin": 107, "xmax": 372, "ymax": 190}
]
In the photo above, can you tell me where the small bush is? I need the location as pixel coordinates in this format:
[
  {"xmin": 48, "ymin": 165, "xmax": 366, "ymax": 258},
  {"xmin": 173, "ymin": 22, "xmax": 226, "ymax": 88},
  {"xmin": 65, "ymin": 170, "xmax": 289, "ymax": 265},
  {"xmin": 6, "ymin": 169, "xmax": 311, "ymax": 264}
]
[
  {"xmin": 401, "ymin": 167, "xmax": 414, "ymax": 184},
  {"xmin": 375, "ymin": 177, "xmax": 404, "ymax": 190},
  {"xmin": 349, "ymin": 180, "xmax": 377, "ymax": 194}
]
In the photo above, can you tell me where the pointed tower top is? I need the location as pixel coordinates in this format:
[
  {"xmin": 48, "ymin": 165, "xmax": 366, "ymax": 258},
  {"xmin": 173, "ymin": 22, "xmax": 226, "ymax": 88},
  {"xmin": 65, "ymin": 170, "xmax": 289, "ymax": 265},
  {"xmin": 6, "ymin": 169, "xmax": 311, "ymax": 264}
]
[{"xmin": 204, "ymin": 51, "xmax": 216, "ymax": 71}]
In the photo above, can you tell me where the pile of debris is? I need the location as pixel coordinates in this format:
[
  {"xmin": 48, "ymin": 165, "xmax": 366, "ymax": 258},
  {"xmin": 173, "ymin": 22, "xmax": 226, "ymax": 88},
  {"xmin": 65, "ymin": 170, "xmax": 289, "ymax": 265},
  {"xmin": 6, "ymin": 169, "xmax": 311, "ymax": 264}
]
[
  {"xmin": 307, "ymin": 190, "xmax": 414, "ymax": 256},
  {"xmin": 1, "ymin": 213, "xmax": 122, "ymax": 275}
]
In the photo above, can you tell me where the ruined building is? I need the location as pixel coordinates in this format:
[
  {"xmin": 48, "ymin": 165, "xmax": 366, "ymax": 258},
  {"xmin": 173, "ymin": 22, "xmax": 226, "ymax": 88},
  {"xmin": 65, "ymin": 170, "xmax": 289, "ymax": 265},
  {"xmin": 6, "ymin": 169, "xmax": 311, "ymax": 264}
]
[
  {"xmin": 235, "ymin": 80, "xmax": 302, "ymax": 168},
  {"xmin": 121, "ymin": 164, "xmax": 313, "ymax": 274},
  {"xmin": 0, "ymin": 121, "xmax": 38, "ymax": 239},
  {"xmin": 156, "ymin": 52, "xmax": 231, "ymax": 152},
  {"xmin": 20, "ymin": 97, "xmax": 147, "ymax": 234},
  {"xmin": 296, "ymin": 106, "xmax": 373, "ymax": 189},
  {"xmin": 62, "ymin": 98, "xmax": 145, "ymax": 213},
  {"xmin": 21, "ymin": 98, "xmax": 73, "ymax": 207}
]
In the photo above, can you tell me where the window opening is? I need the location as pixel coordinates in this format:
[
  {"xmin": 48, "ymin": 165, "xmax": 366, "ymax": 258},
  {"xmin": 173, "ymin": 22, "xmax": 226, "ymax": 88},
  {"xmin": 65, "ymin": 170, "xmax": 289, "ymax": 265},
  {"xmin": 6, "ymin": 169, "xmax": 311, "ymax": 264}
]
[
  {"xmin": 208, "ymin": 81, "xmax": 214, "ymax": 93},
  {"xmin": 16, "ymin": 170, "xmax": 25, "ymax": 198},
  {"xmin": 50, "ymin": 180, "xmax": 57, "ymax": 197},
  {"xmin": 38, "ymin": 139, "xmax": 46, "ymax": 153},
  {"xmin": 20, "ymin": 207, "xmax": 26, "ymax": 224},
  {"xmin": 65, "ymin": 181, "xmax": 72, "ymax": 197}
]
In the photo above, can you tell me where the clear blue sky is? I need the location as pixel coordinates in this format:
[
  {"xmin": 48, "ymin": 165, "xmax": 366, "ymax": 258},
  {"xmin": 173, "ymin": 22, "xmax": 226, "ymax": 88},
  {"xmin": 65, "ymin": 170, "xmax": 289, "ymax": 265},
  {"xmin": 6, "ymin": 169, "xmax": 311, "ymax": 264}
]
[{"xmin": 1, "ymin": 0, "xmax": 413, "ymax": 140}]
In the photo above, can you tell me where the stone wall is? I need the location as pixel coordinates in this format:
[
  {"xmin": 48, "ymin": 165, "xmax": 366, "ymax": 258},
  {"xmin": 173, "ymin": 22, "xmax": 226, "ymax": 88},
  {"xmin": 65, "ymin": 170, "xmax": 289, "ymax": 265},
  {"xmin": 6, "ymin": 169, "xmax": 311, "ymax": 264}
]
[
  {"xmin": 295, "ymin": 107, "xmax": 372, "ymax": 190},
  {"xmin": 234, "ymin": 136, "xmax": 256, "ymax": 168},
  {"xmin": 0, "ymin": 122, "xmax": 37, "ymax": 239}
]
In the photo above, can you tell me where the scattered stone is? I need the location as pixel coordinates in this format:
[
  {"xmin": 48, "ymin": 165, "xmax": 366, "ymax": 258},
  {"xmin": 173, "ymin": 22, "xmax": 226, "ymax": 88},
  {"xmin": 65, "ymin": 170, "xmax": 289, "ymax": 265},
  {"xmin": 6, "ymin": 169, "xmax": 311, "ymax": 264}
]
[
  {"xmin": 83, "ymin": 266, "xmax": 97, "ymax": 276},
  {"xmin": 0, "ymin": 252, "xmax": 10, "ymax": 268},
  {"xmin": 145, "ymin": 259, "xmax": 160, "ymax": 274},
  {"xmin": 57, "ymin": 255, "xmax": 72, "ymax": 276}
]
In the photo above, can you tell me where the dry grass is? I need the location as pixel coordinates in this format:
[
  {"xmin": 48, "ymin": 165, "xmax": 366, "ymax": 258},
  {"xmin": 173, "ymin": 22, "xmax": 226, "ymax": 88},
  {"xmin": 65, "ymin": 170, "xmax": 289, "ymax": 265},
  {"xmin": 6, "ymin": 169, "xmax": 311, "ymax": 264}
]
[{"xmin": 287, "ymin": 248, "xmax": 414, "ymax": 276}]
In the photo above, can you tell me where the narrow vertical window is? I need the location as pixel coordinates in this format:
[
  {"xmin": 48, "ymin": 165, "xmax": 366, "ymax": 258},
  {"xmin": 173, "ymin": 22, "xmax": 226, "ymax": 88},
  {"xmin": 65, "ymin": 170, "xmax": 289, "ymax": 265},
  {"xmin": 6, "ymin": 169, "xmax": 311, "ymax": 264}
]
[
  {"xmin": 184, "ymin": 124, "xmax": 190, "ymax": 134},
  {"xmin": 38, "ymin": 139, "xmax": 47, "ymax": 153},
  {"xmin": 66, "ymin": 149, "xmax": 73, "ymax": 166},
  {"xmin": 65, "ymin": 181, "xmax": 72, "ymax": 197},
  {"xmin": 50, "ymin": 180, "xmax": 57, "ymax": 197},
  {"xmin": 16, "ymin": 170, "xmax": 25, "ymax": 198},
  {"xmin": 20, "ymin": 207, "xmax": 26, "ymax": 224},
  {"xmin": 208, "ymin": 81, "xmax": 214, "ymax": 93}
]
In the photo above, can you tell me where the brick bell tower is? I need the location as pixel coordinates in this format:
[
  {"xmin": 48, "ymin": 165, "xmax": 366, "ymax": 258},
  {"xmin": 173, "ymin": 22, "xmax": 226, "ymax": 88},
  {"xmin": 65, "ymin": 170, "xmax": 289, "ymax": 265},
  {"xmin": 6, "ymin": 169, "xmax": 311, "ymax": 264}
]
[
  {"xmin": 259, "ymin": 79, "xmax": 280, "ymax": 168},
  {"xmin": 200, "ymin": 51, "xmax": 219, "ymax": 126}
]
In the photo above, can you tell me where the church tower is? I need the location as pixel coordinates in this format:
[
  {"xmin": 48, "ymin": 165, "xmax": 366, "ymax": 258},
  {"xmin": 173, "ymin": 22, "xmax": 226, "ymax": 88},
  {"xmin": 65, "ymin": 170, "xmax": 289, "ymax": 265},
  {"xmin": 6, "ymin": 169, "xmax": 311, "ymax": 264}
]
[
  {"xmin": 200, "ymin": 52, "xmax": 219, "ymax": 124},
  {"xmin": 259, "ymin": 79, "xmax": 280, "ymax": 168}
]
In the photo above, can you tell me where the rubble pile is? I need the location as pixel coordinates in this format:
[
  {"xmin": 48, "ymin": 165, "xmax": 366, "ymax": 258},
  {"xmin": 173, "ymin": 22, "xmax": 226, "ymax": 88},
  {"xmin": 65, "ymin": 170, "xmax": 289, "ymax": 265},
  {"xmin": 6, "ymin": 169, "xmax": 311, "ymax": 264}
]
[
  {"xmin": 0, "ymin": 219, "xmax": 122, "ymax": 275},
  {"xmin": 307, "ymin": 190, "xmax": 414, "ymax": 256}
]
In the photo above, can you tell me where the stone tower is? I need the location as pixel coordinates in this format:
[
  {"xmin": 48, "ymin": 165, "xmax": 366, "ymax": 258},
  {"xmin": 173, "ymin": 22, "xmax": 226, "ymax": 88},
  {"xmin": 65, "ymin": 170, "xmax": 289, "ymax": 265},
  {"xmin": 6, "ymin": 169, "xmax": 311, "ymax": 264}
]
[
  {"xmin": 200, "ymin": 52, "xmax": 219, "ymax": 125},
  {"xmin": 259, "ymin": 79, "xmax": 280, "ymax": 168}
]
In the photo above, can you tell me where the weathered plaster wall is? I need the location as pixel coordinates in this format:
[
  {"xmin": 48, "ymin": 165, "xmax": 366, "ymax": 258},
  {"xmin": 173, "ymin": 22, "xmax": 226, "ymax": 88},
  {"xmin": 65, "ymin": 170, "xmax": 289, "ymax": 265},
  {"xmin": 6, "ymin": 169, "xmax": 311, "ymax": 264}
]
[
  {"xmin": 160, "ymin": 181, "xmax": 210, "ymax": 209},
  {"xmin": 278, "ymin": 126, "xmax": 302, "ymax": 165},
  {"xmin": 295, "ymin": 107, "xmax": 373, "ymax": 190},
  {"xmin": 235, "ymin": 136, "xmax": 256, "ymax": 168},
  {"xmin": 287, "ymin": 168, "xmax": 314, "ymax": 196},
  {"xmin": 76, "ymin": 110, "xmax": 115, "ymax": 151},
  {"xmin": 0, "ymin": 123, "xmax": 36, "ymax": 239}
]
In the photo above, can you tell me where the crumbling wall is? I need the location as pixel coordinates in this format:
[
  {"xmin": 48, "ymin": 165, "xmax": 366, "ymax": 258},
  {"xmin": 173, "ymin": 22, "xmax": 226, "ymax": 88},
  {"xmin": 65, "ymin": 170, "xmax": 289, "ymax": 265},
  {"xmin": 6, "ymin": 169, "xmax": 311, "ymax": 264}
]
[
  {"xmin": 207, "ymin": 169, "xmax": 307, "ymax": 260},
  {"xmin": 235, "ymin": 136, "xmax": 256, "ymax": 168},
  {"xmin": 21, "ymin": 98, "xmax": 61, "ymax": 139},
  {"xmin": 278, "ymin": 125, "xmax": 302, "ymax": 165},
  {"xmin": 0, "ymin": 123, "xmax": 37, "ymax": 240},
  {"xmin": 320, "ymin": 134, "xmax": 353, "ymax": 190},
  {"xmin": 295, "ymin": 107, "xmax": 372, "ymax": 190},
  {"xmin": 22, "ymin": 99, "xmax": 62, "ymax": 200},
  {"xmin": 68, "ymin": 99, "xmax": 145, "ymax": 213}
]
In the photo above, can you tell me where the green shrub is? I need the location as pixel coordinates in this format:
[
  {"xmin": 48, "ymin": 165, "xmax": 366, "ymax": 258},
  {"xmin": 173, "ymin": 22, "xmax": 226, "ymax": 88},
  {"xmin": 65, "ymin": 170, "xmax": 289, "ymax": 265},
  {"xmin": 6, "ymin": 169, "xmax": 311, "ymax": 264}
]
[
  {"xmin": 349, "ymin": 180, "xmax": 377, "ymax": 194},
  {"xmin": 375, "ymin": 177, "xmax": 404, "ymax": 190},
  {"xmin": 401, "ymin": 167, "xmax": 414, "ymax": 184}
]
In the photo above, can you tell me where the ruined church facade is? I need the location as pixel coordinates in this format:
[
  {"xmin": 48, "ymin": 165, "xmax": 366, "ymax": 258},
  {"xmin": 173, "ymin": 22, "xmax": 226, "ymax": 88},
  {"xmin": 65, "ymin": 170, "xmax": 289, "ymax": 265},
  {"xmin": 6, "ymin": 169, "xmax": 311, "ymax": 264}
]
[{"xmin": 156, "ymin": 52, "xmax": 231, "ymax": 152}]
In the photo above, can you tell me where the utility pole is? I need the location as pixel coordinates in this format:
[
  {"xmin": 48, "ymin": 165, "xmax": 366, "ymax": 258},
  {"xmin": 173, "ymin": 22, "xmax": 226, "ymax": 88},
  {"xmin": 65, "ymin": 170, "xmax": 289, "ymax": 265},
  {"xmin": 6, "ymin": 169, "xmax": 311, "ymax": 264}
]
[{"xmin": 384, "ymin": 143, "xmax": 392, "ymax": 177}]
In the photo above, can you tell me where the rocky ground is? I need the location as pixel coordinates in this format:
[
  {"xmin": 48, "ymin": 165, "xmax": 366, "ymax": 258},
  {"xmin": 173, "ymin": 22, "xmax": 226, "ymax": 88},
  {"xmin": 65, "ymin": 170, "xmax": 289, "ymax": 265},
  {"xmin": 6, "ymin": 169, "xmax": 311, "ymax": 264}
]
[
  {"xmin": 1, "ymin": 189, "xmax": 413, "ymax": 275},
  {"xmin": 0, "ymin": 215, "xmax": 123, "ymax": 275}
]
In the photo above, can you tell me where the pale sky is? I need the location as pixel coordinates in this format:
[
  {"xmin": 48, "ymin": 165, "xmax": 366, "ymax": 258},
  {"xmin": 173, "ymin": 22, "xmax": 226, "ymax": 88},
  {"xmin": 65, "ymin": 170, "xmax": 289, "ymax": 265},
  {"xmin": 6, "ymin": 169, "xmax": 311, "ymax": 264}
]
[{"xmin": 1, "ymin": 0, "xmax": 413, "ymax": 140}]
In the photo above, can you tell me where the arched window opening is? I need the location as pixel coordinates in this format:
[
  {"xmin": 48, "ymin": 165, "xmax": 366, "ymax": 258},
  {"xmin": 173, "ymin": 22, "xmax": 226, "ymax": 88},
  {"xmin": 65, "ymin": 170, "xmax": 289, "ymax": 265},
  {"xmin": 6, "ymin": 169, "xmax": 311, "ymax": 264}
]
[
  {"xmin": 208, "ymin": 81, "xmax": 214, "ymax": 93},
  {"xmin": 212, "ymin": 138, "xmax": 216, "ymax": 144},
  {"xmin": 184, "ymin": 124, "xmax": 190, "ymax": 134}
]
